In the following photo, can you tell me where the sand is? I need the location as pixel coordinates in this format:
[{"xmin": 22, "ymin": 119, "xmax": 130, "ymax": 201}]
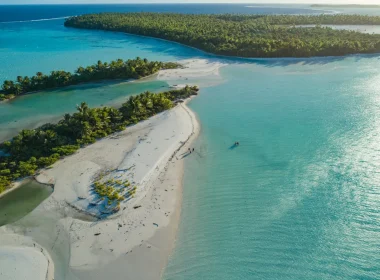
[
  {"xmin": 158, "ymin": 58, "xmax": 227, "ymax": 89},
  {"xmin": 158, "ymin": 59, "xmax": 226, "ymax": 81},
  {"xmin": 1, "ymin": 102, "xmax": 198, "ymax": 280},
  {"xmin": 0, "ymin": 232, "xmax": 54, "ymax": 280},
  {"xmin": 0, "ymin": 247, "xmax": 48, "ymax": 280},
  {"xmin": 0, "ymin": 58, "xmax": 223, "ymax": 280}
]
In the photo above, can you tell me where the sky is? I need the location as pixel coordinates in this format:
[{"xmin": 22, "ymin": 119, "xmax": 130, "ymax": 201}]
[{"xmin": 0, "ymin": 0, "xmax": 379, "ymax": 4}]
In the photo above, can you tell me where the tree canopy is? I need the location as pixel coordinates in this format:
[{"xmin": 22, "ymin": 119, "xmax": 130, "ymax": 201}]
[
  {"xmin": 65, "ymin": 13, "xmax": 380, "ymax": 58},
  {"xmin": 0, "ymin": 85, "xmax": 199, "ymax": 194},
  {"xmin": 0, "ymin": 57, "xmax": 180, "ymax": 101}
]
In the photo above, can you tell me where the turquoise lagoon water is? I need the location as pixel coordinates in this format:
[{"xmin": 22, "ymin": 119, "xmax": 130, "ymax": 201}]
[
  {"xmin": 0, "ymin": 18, "xmax": 203, "ymax": 82},
  {"xmin": 0, "ymin": 5, "xmax": 379, "ymax": 280},
  {"xmin": 164, "ymin": 58, "xmax": 380, "ymax": 280},
  {"xmin": 0, "ymin": 180, "xmax": 52, "ymax": 227},
  {"xmin": 0, "ymin": 17, "xmax": 204, "ymax": 141},
  {"xmin": 0, "ymin": 80, "xmax": 168, "ymax": 142}
]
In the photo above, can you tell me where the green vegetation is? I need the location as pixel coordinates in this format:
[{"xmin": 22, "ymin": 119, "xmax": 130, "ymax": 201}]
[
  {"xmin": 0, "ymin": 85, "xmax": 199, "ymax": 194},
  {"xmin": 65, "ymin": 13, "xmax": 380, "ymax": 58},
  {"xmin": 0, "ymin": 57, "xmax": 181, "ymax": 101},
  {"xmin": 92, "ymin": 177, "xmax": 137, "ymax": 211}
]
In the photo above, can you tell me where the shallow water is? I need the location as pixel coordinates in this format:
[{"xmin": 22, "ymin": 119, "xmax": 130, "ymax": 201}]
[
  {"xmin": 0, "ymin": 18, "xmax": 203, "ymax": 83},
  {"xmin": 0, "ymin": 180, "xmax": 52, "ymax": 227},
  {"xmin": 0, "ymin": 10, "xmax": 202, "ymax": 141},
  {"xmin": 164, "ymin": 57, "xmax": 380, "ymax": 280},
  {"xmin": 0, "ymin": 4, "xmax": 380, "ymax": 280},
  {"xmin": 0, "ymin": 79, "xmax": 168, "ymax": 142}
]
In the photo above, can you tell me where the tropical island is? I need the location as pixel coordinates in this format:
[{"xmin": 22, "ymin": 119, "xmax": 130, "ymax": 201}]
[
  {"xmin": 311, "ymin": 4, "xmax": 380, "ymax": 8},
  {"xmin": 64, "ymin": 13, "xmax": 380, "ymax": 58},
  {"xmin": 0, "ymin": 85, "xmax": 199, "ymax": 195},
  {"xmin": 0, "ymin": 57, "xmax": 180, "ymax": 101}
]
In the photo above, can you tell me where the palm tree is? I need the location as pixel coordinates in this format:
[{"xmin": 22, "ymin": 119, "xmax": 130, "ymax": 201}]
[
  {"xmin": 76, "ymin": 66, "xmax": 85, "ymax": 75},
  {"xmin": 2, "ymin": 80, "xmax": 14, "ymax": 91},
  {"xmin": 96, "ymin": 60, "xmax": 103, "ymax": 70},
  {"xmin": 77, "ymin": 102, "xmax": 89, "ymax": 116}
]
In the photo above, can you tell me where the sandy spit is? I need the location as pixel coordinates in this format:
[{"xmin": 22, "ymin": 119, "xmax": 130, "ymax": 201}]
[{"xmin": 0, "ymin": 58, "xmax": 223, "ymax": 280}]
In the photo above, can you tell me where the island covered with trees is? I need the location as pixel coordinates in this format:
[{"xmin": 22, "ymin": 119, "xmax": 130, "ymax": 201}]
[
  {"xmin": 0, "ymin": 85, "xmax": 199, "ymax": 194},
  {"xmin": 65, "ymin": 13, "xmax": 380, "ymax": 58},
  {"xmin": 0, "ymin": 57, "xmax": 180, "ymax": 101}
]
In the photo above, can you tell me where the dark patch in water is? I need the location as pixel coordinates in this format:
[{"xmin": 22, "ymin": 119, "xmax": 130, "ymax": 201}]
[{"xmin": 0, "ymin": 180, "xmax": 53, "ymax": 226}]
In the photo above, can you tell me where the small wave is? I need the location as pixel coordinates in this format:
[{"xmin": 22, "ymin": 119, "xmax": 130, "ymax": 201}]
[{"xmin": 0, "ymin": 16, "xmax": 71, "ymax": 24}]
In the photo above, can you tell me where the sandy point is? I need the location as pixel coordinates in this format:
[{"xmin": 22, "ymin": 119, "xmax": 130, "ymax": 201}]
[
  {"xmin": 0, "ymin": 59, "xmax": 212, "ymax": 280},
  {"xmin": 0, "ymin": 99, "xmax": 199, "ymax": 280},
  {"xmin": 0, "ymin": 231, "xmax": 55, "ymax": 280}
]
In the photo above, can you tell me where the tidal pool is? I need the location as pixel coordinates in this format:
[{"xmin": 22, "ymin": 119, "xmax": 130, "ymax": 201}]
[{"xmin": 0, "ymin": 180, "xmax": 53, "ymax": 227}]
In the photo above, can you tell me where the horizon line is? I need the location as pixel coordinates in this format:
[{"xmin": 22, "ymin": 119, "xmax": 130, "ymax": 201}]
[{"xmin": 0, "ymin": 2, "xmax": 375, "ymax": 5}]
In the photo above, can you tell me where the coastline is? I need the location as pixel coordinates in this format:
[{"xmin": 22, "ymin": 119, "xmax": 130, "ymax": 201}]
[
  {"xmin": 0, "ymin": 59, "xmax": 218, "ymax": 280},
  {"xmin": 0, "ymin": 101, "xmax": 200, "ymax": 280},
  {"xmin": 0, "ymin": 73, "xmax": 163, "ymax": 104},
  {"xmin": 0, "ymin": 231, "xmax": 55, "ymax": 280},
  {"xmin": 65, "ymin": 26, "xmax": 380, "ymax": 62},
  {"xmin": 0, "ymin": 181, "xmax": 25, "ymax": 200},
  {"xmin": 0, "ymin": 178, "xmax": 54, "ymax": 200},
  {"xmin": 71, "ymin": 100, "xmax": 200, "ymax": 280}
]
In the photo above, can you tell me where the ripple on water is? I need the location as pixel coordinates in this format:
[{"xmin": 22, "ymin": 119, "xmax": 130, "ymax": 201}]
[{"xmin": 164, "ymin": 59, "xmax": 380, "ymax": 280}]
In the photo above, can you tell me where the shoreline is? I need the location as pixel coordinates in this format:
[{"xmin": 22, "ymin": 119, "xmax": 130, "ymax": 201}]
[
  {"xmin": 0, "ymin": 78, "xmax": 134, "ymax": 103},
  {"xmin": 0, "ymin": 232, "xmax": 55, "ymax": 280},
  {"xmin": 0, "ymin": 59, "xmax": 215, "ymax": 144},
  {"xmin": 63, "ymin": 101, "xmax": 199, "ymax": 279},
  {"xmin": 0, "ymin": 99, "xmax": 200, "ymax": 280},
  {"xmin": 158, "ymin": 98, "xmax": 200, "ymax": 279},
  {"xmin": 0, "ymin": 177, "xmax": 54, "ymax": 200},
  {"xmin": 0, "ymin": 60, "xmax": 215, "ymax": 280},
  {"xmin": 0, "ymin": 181, "xmax": 25, "ymax": 200},
  {"xmin": 0, "ymin": 72, "xmax": 169, "ymax": 104},
  {"xmin": 65, "ymin": 26, "xmax": 380, "ymax": 62}
]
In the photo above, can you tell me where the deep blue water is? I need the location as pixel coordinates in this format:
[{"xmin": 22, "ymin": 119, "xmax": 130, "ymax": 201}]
[
  {"xmin": 0, "ymin": 4, "xmax": 330, "ymax": 23},
  {"xmin": 0, "ymin": 4, "xmax": 380, "ymax": 280}
]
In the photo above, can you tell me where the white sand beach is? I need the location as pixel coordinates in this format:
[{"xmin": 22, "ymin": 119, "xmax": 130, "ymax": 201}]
[
  {"xmin": 0, "ymin": 59, "xmax": 222, "ymax": 280},
  {"xmin": 0, "ymin": 101, "xmax": 199, "ymax": 280},
  {"xmin": 0, "ymin": 233, "xmax": 54, "ymax": 280},
  {"xmin": 0, "ymin": 102, "xmax": 198, "ymax": 280},
  {"xmin": 0, "ymin": 247, "xmax": 48, "ymax": 280},
  {"xmin": 158, "ymin": 58, "xmax": 226, "ymax": 88},
  {"xmin": 159, "ymin": 59, "xmax": 225, "ymax": 80}
]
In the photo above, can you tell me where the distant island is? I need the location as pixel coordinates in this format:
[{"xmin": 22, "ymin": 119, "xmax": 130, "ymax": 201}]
[
  {"xmin": 311, "ymin": 4, "xmax": 380, "ymax": 8},
  {"xmin": 65, "ymin": 13, "xmax": 380, "ymax": 58},
  {"xmin": 0, "ymin": 57, "xmax": 180, "ymax": 101},
  {"xmin": 0, "ymin": 85, "xmax": 199, "ymax": 195}
]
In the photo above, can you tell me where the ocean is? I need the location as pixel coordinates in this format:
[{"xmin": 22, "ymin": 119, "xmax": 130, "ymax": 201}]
[{"xmin": 0, "ymin": 4, "xmax": 379, "ymax": 280}]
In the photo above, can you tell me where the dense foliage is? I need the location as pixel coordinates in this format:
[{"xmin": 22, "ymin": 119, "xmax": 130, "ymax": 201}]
[
  {"xmin": 0, "ymin": 57, "xmax": 180, "ymax": 100},
  {"xmin": 65, "ymin": 13, "xmax": 380, "ymax": 58},
  {"xmin": 0, "ymin": 85, "xmax": 199, "ymax": 193}
]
